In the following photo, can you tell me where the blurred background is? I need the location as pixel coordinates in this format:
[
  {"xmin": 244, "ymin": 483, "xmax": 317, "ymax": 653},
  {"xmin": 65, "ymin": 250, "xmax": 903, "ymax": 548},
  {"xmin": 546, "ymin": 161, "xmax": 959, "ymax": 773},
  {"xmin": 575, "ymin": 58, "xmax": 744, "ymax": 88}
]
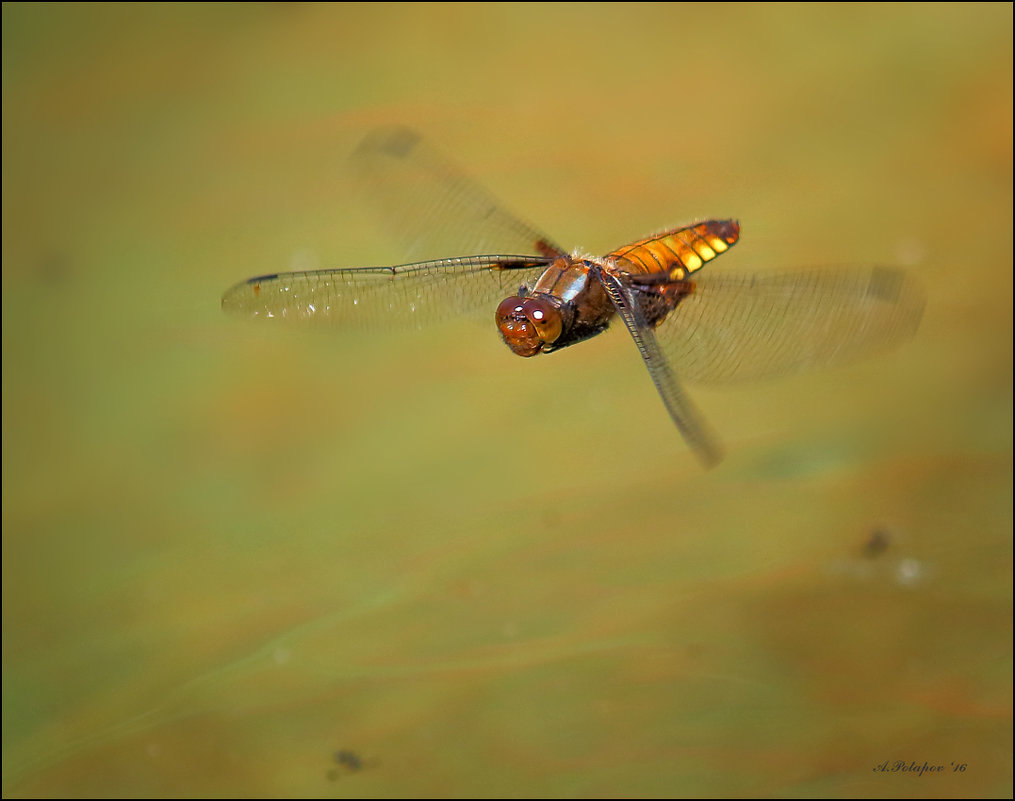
[{"xmin": 2, "ymin": 4, "xmax": 1011, "ymax": 797}]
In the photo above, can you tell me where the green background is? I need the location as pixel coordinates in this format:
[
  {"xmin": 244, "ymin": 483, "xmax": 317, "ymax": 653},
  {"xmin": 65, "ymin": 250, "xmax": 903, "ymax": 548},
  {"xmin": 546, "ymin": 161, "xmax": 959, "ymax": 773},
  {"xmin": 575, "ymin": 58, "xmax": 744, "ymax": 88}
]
[{"xmin": 3, "ymin": 3, "xmax": 1011, "ymax": 797}]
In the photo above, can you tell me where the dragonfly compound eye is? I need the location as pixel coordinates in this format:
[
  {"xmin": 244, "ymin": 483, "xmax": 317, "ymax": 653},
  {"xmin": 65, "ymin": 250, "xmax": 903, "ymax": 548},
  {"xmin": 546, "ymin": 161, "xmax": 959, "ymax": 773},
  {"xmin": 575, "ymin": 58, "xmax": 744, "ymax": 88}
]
[
  {"xmin": 496, "ymin": 295, "xmax": 562, "ymax": 357},
  {"xmin": 521, "ymin": 297, "xmax": 563, "ymax": 344}
]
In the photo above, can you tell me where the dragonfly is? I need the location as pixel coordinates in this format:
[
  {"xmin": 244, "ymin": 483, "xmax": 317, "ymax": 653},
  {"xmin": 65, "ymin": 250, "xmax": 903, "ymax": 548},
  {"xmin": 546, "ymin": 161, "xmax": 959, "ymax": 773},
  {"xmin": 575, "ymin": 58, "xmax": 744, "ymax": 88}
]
[{"xmin": 221, "ymin": 126, "xmax": 925, "ymax": 467}]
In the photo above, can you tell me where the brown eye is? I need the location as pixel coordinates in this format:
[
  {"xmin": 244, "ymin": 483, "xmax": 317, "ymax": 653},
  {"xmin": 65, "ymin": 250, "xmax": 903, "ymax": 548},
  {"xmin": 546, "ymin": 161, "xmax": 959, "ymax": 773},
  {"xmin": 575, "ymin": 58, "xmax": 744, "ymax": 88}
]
[
  {"xmin": 495, "ymin": 295, "xmax": 563, "ymax": 357},
  {"xmin": 496, "ymin": 296, "xmax": 540, "ymax": 356},
  {"xmin": 521, "ymin": 297, "xmax": 562, "ymax": 343}
]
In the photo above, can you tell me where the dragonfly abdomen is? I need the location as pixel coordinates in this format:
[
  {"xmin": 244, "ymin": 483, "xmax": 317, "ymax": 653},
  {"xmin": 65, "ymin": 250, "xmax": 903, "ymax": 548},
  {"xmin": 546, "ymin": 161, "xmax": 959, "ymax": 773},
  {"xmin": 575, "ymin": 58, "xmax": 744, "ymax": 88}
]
[{"xmin": 608, "ymin": 219, "xmax": 740, "ymax": 281}]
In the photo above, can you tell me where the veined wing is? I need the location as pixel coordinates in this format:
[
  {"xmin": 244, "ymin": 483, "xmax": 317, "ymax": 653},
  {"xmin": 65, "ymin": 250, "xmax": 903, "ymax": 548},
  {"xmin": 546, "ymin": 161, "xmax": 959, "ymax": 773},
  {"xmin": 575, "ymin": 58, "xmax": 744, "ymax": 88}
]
[
  {"xmin": 599, "ymin": 269, "xmax": 723, "ymax": 467},
  {"xmin": 221, "ymin": 255, "xmax": 552, "ymax": 331},
  {"xmin": 350, "ymin": 126, "xmax": 565, "ymax": 262},
  {"xmin": 636, "ymin": 266, "xmax": 925, "ymax": 385}
]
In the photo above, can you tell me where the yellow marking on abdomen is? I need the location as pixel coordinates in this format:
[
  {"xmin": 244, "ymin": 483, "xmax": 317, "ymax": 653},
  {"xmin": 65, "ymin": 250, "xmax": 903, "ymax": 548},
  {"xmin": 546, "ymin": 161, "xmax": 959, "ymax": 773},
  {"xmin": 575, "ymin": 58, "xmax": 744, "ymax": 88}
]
[{"xmin": 608, "ymin": 219, "xmax": 740, "ymax": 280}]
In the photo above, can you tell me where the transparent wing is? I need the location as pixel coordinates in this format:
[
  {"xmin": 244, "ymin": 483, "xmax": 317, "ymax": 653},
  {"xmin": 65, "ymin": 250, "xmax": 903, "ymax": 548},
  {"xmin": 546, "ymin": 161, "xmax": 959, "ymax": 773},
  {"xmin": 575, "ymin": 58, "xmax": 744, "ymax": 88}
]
[
  {"xmin": 349, "ymin": 126, "xmax": 565, "ymax": 262},
  {"xmin": 599, "ymin": 270, "xmax": 724, "ymax": 467},
  {"xmin": 221, "ymin": 255, "xmax": 552, "ymax": 331},
  {"xmin": 637, "ymin": 266, "xmax": 926, "ymax": 385}
]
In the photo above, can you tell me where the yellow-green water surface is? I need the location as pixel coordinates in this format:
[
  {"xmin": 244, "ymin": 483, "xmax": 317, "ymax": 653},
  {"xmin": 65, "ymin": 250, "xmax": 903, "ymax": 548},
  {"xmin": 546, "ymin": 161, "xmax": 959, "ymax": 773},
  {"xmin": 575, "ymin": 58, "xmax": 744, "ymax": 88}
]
[{"xmin": 3, "ymin": 4, "xmax": 1011, "ymax": 797}]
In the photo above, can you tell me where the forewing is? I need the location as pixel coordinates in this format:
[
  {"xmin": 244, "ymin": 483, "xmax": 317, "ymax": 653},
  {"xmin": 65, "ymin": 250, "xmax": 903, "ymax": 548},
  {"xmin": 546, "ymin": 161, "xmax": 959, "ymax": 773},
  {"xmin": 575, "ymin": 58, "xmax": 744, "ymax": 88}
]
[
  {"xmin": 599, "ymin": 270, "xmax": 724, "ymax": 467},
  {"xmin": 350, "ymin": 126, "xmax": 565, "ymax": 261},
  {"xmin": 221, "ymin": 256, "xmax": 552, "ymax": 331},
  {"xmin": 643, "ymin": 267, "xmax": 926, "ymax": 385}
]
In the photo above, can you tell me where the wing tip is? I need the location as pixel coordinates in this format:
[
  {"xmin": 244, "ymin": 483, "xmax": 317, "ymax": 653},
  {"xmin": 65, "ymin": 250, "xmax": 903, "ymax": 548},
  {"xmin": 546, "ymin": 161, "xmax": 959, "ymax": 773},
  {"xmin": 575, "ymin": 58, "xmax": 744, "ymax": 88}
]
[{"xmin": 354, "ymin": 125, "xmax": 422, "ymax": 161}]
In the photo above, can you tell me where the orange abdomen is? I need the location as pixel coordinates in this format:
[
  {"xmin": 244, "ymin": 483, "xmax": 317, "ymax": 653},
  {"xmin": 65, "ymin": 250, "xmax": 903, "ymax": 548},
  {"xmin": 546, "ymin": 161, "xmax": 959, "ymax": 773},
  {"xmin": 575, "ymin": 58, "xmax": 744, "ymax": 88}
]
[{"xmin": 608, "ymin": 219, "xmax": 740, "ymax": 280}]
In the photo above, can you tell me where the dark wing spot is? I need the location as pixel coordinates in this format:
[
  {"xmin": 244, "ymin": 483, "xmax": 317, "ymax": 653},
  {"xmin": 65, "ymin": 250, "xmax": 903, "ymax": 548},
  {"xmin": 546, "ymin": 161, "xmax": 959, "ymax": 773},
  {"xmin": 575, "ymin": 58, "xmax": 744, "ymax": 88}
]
[
  {"xmin": 379, "ymin": 127, "xmax": 421, "ymax": 158},
  {"xmin": 868, "ymin": 267, "xmax": 906, "ymax": 303}
]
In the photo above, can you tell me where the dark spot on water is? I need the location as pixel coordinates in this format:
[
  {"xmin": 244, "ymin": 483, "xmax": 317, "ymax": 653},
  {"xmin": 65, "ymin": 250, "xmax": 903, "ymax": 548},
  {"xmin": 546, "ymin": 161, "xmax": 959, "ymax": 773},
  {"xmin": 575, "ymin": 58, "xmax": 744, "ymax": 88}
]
[
  {"xmin": 334, "ymin": 749, "xmax": 363, "ymax": 771},
  {"xmin": 862, "ymin": 528, "xmax": 891, "ymax": 558},
  {"xmin": 327, "ymin": 748, "xmax": 372, "ymax": 780}
]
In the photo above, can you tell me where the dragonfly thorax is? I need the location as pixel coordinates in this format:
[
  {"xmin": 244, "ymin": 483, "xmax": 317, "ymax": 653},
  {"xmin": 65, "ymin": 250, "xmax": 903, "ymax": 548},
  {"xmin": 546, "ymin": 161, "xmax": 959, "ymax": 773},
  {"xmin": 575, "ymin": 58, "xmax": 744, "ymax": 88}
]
[{"xmin": 495, "ymin": 294, "xmax": 567, "ymax": 357}]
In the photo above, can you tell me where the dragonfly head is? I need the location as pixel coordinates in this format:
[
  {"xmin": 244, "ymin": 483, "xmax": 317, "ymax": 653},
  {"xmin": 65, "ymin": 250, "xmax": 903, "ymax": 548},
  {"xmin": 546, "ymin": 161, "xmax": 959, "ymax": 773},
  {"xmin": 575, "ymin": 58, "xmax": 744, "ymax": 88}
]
[{"xmin": 495, "ymin": 294, "xmax": 564, "ymax": 357}]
